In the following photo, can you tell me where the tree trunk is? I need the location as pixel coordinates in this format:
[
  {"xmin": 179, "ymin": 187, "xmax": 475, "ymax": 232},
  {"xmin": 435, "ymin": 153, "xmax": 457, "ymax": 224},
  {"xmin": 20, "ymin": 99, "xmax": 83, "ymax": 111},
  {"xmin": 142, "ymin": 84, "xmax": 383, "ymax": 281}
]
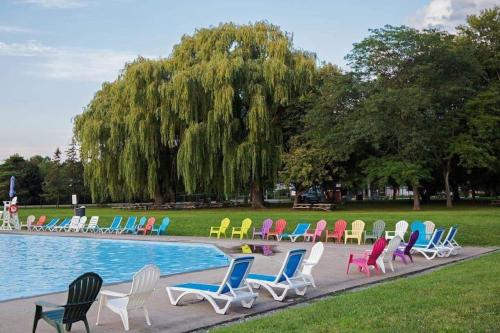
[
  {"xmin": 154, "ymin": 186, "xmax": 164, "ymax": 206},
  {"xmin": 392, "ymin": 186, "xmax": 398, "ymax": 200},
  {"xmin": 412, "ymin": 184, "xmax": 421, "ymax": 210},
  {"xmin": 443, "ymin": 159, "xmax": 452, "ymax": 208},
  {"xmin": 250, "ymin": 182, "xmax": 266, "ymax": 209},
  {"xmin": 293, "ymin": 188, "xmax": 305, "ymax": 206}
]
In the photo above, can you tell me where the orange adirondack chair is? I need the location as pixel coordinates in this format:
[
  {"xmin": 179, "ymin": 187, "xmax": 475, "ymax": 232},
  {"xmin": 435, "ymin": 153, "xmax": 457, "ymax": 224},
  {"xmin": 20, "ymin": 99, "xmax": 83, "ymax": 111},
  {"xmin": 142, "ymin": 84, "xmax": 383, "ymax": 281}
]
[
  {"xmin": 325, "ymin": 219, "xmax": 347, "ymax": 243},
  {"xmin": 266, "ymin": 219, "xmax": 287, "ymax": 240},
  {"xmin": 137, "ymin": 217, "xmax": 155, "ymax": 235}
]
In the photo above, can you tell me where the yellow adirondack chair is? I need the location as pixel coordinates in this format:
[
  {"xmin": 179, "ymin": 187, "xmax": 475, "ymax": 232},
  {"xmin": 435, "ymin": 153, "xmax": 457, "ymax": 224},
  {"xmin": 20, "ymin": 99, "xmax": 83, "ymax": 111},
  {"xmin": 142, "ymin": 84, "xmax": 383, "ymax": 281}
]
[
  {"xmin": 344, "ymin": 220, "xmax": 365, "ymax": 245},
  {"xmin": 231, "ymin": 218, "xmax": 252, "ymax": 239},
  {"xmin": 209, "ymin": 218, "xmax": 230, "ymax": 238}
]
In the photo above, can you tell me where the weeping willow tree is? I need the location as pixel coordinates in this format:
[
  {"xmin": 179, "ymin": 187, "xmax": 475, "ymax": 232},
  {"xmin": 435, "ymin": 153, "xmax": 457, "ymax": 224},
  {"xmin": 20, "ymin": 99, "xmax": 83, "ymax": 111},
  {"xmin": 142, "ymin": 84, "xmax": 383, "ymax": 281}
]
[
  {"xmin": 165, "ymin": 22, "xmax": 316, "ymax": 207},
  {"xmin": 74, "ymin": 58, "xmax": 182, "ymax": 204}
]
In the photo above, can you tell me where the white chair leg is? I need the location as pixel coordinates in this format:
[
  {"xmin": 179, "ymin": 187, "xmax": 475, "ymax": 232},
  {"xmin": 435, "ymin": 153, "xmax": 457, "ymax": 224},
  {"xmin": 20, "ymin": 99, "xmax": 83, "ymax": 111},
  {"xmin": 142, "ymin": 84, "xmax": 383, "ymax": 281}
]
[
  {"xmin": 388, "ymin": 260, "xmax": 394, "ymax": 272},
  {"xmin": 119, "ymin": 309, "xmax": 130, "ymax": 331},
  {"xmin": 96, "ymin": 295, "xmax": 106, "ymax": 325},
  {"xmin": 143, "ymin": 307, "xmax": 151, "ymax": 326}
]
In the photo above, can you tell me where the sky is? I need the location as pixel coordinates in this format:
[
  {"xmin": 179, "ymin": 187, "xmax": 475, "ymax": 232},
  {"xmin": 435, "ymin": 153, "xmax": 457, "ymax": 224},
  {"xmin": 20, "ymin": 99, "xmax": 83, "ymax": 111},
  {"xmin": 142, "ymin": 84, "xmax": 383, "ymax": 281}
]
[{"xmin": 0, "ymin": 0, "xmax": 498, "ymax": 161}]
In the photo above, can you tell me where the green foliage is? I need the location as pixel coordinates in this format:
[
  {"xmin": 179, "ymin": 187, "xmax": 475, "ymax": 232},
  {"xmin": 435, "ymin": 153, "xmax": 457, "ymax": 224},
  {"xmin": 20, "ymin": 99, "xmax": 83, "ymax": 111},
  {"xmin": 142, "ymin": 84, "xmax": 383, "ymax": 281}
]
[
  {"xmin": 0, "ymin": 154, "xmax": 44, "ymax": 204},
  {"xmin": 42, "ymin": 148, "xmax": 66, "ymax": 206}
]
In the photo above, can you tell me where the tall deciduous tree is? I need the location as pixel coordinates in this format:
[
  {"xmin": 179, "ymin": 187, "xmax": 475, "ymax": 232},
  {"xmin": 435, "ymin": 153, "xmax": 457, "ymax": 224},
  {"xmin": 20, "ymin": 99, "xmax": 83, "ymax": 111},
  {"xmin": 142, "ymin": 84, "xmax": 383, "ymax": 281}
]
[
  {"xmin": 165, "ymin": 22, "xmax": 316, "ymax": 208},
  {"xmin": 43, "ymin": 148, "xmax": 65, "ymax": 207}
]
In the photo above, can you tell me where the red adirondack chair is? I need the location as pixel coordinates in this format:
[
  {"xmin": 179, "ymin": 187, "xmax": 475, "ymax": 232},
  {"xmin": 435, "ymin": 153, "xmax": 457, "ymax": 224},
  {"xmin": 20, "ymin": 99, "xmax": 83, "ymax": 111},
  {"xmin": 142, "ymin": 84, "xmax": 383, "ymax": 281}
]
[
  {"xmin": 137, "ymin": 217, "xmax": 155, "ymax": 235},
  {"xmin": 346, "ymin": 238, "xmax": 387, "ymax": 277},
  {"xmin": 266, "ymin": 219, "xmax": 287, "ymax": 240},
  {"xmin": 325, "ymin": 219, "xmax": 347, "ymax": 243}
]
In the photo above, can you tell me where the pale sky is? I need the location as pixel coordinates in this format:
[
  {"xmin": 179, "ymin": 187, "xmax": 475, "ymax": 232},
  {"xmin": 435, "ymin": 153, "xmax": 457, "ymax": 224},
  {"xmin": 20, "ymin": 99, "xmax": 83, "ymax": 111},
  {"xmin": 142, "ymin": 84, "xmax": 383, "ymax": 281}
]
[{"xmin": 1, "ymin": 0, "xmax": 498, "ymax": 161}]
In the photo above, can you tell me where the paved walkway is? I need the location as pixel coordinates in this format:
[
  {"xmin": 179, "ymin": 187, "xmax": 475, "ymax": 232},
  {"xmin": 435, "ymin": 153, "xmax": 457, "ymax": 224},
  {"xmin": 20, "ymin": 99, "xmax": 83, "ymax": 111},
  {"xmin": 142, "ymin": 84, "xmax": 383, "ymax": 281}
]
[{"xmin": 0, "ymin": 231, "xmax": 495, "ymax": 333}]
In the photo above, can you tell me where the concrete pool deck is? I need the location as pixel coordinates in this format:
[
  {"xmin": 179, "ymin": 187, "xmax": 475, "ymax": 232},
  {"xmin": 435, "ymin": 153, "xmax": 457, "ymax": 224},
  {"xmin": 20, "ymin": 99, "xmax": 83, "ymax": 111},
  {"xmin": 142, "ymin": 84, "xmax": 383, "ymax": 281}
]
[{"xmin": 0, "ymin": 231, "xmax": 496, "ymax": 333}]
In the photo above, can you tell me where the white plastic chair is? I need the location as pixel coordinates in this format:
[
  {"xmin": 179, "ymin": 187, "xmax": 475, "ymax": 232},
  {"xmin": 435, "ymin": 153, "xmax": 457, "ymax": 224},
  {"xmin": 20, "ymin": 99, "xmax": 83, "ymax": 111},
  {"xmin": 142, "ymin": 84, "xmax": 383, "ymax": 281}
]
[
  {"xmin": 301, "ymin": 242, "xmax": 324, "ymax": 287},
  {"xmin": 85, "ymin": 216, "xmax": 100, "ymax": 232},
  {"xmin": 385, "ymin": 220, "xmax": 408, "ymax": 241},
  {"xmin": 65, "ymin": 216, "xmax": 81, "ymax": 232},
  {"xmin": 76, "ymin": 216, "xmax": 87, "ymax": 232},
  {"xmin": 21, "ymin": 215, "xmax": 36, "ymax": 230},
  {"xmin": 377, "ymin": 236, "xmax": 402, "ymax": 273},
  {"xmin": 423, "ymin": 221, "xmax": 435, "ymax": 240},
  {"xmin": 97, "ymin": 264, "xmax": 160, "ymax": 331}
]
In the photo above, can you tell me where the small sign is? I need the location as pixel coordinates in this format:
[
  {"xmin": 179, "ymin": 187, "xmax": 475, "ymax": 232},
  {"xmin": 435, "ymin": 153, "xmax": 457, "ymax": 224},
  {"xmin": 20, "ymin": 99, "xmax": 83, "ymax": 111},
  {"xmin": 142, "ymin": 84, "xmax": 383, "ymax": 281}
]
[{"xmin": 71, "ymin": 194, "xmax": 78, "ymax": 205}]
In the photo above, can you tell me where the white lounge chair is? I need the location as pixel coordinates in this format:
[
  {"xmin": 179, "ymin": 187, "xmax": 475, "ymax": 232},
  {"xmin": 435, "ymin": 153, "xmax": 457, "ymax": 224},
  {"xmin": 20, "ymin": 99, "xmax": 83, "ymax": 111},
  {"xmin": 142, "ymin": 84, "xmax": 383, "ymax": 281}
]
[
  {"xmin": 85, "ymin": 216, "xmax": 100, "ymax": 232},
  {"xmin": 166, "ymin": 256, "xmax": 257, "ymax": 315},
  {"xmin": 76, "ymin": 216, "xmax": 87, "ymax": 232},
  {"xmin": 385, "ymin": 220, "xmax": 408, "ymax": 241},
  {"xmin": 411, "ymin": 228, "xmax": 445, "ymax": 260},
  {"xmin": 438, "ymin": 225, "xmax": 461, "ymax": 257},
  {"xmin": 377, "ymin": 236, "xmax": 402, "ymax": 273},
  {"xmin": 65, "ymin": 216, "xmax": 81, "ymax": 232},
  {"xmin": 301, "ymin": 242, "xmax": 324, "ymax": 287},
  {"xmin": 246, "ymin": 249, "xmax": 310, "ymax": 301},
  {"xmin": 97, "ymin": 264, "xmax": 160, "ymax": 331}
]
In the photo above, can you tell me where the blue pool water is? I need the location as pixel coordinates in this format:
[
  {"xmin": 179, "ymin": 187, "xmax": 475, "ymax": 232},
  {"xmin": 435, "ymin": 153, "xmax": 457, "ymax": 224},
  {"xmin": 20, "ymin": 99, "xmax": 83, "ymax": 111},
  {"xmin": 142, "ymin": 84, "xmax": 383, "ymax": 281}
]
[{"xmin": 0, "ymin": 234, "xmax": 229, "ymax": 301}]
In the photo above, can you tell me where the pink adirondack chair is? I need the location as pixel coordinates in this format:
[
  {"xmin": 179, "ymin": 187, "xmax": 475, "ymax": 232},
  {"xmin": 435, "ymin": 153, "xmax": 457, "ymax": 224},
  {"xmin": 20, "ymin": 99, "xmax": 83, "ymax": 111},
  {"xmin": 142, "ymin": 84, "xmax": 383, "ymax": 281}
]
[
  {"xmin": 267, "ymin": 219, "xmax": 287, "ymax": 240},
  {"xmin": 346, "ymin": 238, "xmax": 387, "ymax": 277},
  {"xmin": 252, "ymin": 218, "xmax": 273, "ymax": 239},
  {"xmin": 304, "ymin": 220, "xmax": 327, "ymax": 242},
  {"xmin": 325, "ymin": 219, "xmax": 347, "ymax": 243}
]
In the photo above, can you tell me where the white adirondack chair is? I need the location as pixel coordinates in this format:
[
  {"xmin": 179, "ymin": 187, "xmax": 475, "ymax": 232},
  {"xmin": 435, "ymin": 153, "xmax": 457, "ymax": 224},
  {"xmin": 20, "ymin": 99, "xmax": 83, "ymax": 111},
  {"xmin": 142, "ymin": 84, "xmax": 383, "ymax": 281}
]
[
  {"xmin": 377, "ymin": 236, "xmax": 402, "ymax": 273},
  {"xmin": 385, "ymin": 220, "xmax": 408, "ymax": 241},
  {"xmin": 21, "ymin": 215, "xmax": 36, "ymax": 230},
  {"xmin": 97, "ymin": 264, "xmax": 160, "ymax": 331},
  {"xmin": 423, "ymin": 220, "xmax": 435, "ymax": 240},
  {"xmin": 85, "ymin": 216, "xmax": 100, "ymax": 232},
  {"xmin": 301, "ymin": 242, "xmax": 324, "ymax": 288}
]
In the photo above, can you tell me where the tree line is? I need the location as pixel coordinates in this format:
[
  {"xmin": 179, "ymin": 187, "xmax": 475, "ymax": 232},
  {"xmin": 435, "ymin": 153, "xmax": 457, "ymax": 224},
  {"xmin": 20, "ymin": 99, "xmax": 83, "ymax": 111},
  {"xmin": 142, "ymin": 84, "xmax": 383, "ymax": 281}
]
[{"xmin": 69, "ymin": 7, "xmax": 498, "ymax": 209}]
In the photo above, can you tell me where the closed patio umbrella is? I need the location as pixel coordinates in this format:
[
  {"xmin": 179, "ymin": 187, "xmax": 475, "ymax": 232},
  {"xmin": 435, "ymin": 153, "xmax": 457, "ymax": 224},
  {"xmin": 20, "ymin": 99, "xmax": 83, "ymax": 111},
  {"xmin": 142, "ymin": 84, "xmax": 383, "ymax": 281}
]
[{"xmin": 9, "ymin": 176, "xmax": 16, "ymax": 199}]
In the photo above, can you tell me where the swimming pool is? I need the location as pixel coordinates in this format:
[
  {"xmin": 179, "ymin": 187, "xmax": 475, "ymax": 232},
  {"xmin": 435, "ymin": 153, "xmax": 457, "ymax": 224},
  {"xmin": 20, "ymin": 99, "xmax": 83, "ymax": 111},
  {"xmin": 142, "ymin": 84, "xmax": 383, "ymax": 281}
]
[{"xmin": 0, "ymin": 234, "xmax": 229, "ymax": 301}]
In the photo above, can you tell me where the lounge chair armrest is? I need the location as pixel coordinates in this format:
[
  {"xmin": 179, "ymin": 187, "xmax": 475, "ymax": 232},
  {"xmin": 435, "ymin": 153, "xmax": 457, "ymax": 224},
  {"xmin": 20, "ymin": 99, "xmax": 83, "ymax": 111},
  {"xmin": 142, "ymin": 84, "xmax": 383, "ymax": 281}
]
[
  {"xmin": 35, "ymin": 300, "xmax": 64, "ymax": 308},
  {"xmin": 100, "ymin": 290, "xmax": 128, "ymax": 298}
]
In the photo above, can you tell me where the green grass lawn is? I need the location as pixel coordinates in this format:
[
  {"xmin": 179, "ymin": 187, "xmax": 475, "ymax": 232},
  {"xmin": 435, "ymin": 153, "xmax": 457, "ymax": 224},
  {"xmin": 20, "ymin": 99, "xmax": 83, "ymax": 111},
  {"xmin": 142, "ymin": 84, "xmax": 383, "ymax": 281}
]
[
  {"xmin": 18, "ymin": 203, "xmax": 500, "ymax": 246},
  {"xmin": 214, "ymin": 251, "xmax": 500, "ymax": 333}
]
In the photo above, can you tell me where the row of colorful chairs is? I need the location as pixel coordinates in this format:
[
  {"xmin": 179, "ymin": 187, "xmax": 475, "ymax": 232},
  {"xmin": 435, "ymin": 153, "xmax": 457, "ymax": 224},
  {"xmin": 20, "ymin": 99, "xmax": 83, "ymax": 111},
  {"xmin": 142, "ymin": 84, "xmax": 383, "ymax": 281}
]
[{"xmin": 24, "ymin": 215, "xmax": 170, "ymax": 235}]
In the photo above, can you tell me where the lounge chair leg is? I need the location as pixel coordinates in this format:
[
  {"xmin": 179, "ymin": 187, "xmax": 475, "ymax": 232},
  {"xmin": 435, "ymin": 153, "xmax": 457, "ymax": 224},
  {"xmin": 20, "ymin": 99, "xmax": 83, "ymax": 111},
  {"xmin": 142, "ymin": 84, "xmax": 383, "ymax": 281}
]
[{"xmin": 143, "ymin": 307, "xmax": 151, "ymax": 326}]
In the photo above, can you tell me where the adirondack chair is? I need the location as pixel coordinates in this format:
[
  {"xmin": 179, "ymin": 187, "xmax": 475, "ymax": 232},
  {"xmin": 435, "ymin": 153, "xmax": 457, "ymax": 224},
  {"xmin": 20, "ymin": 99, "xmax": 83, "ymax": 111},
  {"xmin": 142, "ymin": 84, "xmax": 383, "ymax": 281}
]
[
  {"xmin": 151, "ymin": 217, "xmax": 170, "ymax": 235},
  {"xmin": 267, "ymin": 219, "xmax": 287, "ymax": 240},
  {"xmin": 346, "ymin": 238, "xmax": 387, "ymax": 277},
  {"xmin": 134, "ymin": 217, "xmax": 147, "ymax": 234},
  {"xmin": 231, "ymin": 218, "xmax": 252, "ymax": 239},
  {"xmin": 325, "ymin": 219, "xmax": 347, "ymax": 243},
  {"xmin": 120, "ymin": 216, "xmax": 138, "ymax": 234},
  {"xmin": 85, "ymin": 216, "xmax": 100, "ymax": 232},
  {"xmin": 364, "ymin": 220, "xmax": 385, "ymax": 243},
  {"xmin": 385, "ymin": 220, "xmax": 408, "ymax": 241},
  {"xmin": 97, "ymin": 264, "xmax": 160, "ymax": 331},
  {"xmin": 423, "ymin": 220, "xmax": 435, "ymax": 240},
  {"xmin": 301, "ymin": 242, "xmax": 324, "ymax": 287},
  {"xmin": 252, "ymin": 218, "xmax": 273, "ymax": 239},
  {"xmin": 209, "ymin": 218, "xmax": 230, "ymax": 238},
  {"xmin": 410, "ymin": 221, "xmax": 427, "ymax": 245},
  {"xmin": 304, "ymin": 220, "xmax": 327, "ymax": 242},
  {"xmin": 393, "ymin": 230, "xmax": 419, "ymax": 263},
  {"xmin": 344, "ymin": 220, "xmax": 365, "ymax": 245},
  {"xmin": 21, "ymin": 215, "xmax": 36, "ymax": 230},
  {"xmin": 33, "ymin": 272, "xmax": 103, "ymax": 333},
  {"xmin": 31, "ymin": 216, "xmax": 47, "ymax": 231},
  {"xmin": 377, "ymin": 236, "xmax": 402, "ymax": 273},
  {"xmin": 138, "ymin": 217, "xmax": 155, "ymax": 235}
]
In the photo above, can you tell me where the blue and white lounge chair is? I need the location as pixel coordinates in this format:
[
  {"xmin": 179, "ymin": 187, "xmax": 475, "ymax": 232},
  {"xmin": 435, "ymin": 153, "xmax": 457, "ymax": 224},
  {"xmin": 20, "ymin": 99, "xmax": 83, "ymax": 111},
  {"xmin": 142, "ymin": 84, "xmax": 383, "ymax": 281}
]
[
  {"xmin": 411, "ymin": 228, "xmax": 445, "ymax": 260},
  {"xmin": 152, "ymin": 217, "xmax": 170, "ymax": 235},
  {"xmin": 438, "ymin": 225, "xmax": 461, "ymax": 257},
  {"xmin": 279, "ymin": 223, "xmax": 310, "ymax": 242},
  {"xmin": 52, "ymin": 217, "xmax": 70, "ymax": 232},
  {"xmin": 42, "ymin": 218, "xmax": 60, "ymax": 231},
  {"xmin": 166, "ymin": 256, "xmax": 257, "ymax": 314},
  {"xmin": 120, "ymin": 216, "xmax": 138, "ymax": 234},
  {"xmin": 101, "ymin": 216, "xmax": 123, "ymax": 234},
  {"xmin": 246, "ymin": 249, "xmax": 310, "ymax": 301},
  {"xmin": 134, "ymin": 217, "xmax": 147, "ymax": 234}
]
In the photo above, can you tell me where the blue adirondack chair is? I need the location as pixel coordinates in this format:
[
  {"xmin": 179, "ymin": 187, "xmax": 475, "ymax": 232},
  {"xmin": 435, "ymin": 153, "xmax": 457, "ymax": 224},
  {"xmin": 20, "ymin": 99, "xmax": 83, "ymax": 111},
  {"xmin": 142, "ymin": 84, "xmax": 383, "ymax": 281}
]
[
  {"xmin": 120, "ymin": 216, "xmax": 138, "ymax": 234},
  {"xmin": 151, "ymin": 217, "xmax": 170, "ymax": 235},
  {"xmin": 411, "ymin": 221, "xmax": 427, "ymax": 245}
]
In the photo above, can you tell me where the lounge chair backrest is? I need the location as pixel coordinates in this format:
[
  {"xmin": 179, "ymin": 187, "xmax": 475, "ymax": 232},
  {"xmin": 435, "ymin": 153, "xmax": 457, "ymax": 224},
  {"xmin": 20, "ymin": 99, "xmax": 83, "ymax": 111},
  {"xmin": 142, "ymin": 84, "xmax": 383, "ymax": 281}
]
[
  {"xmin": 395, "ymin": 220, "xmax": 409, "ymax": 237},
  {"xmin": 426, "ymin": 228, "xmax": 445, "ymax": 249},
  {"xmin": 144, "ymin": 217, "xmax": 156, "ymax": 232},
  {"xmin": 314, "ymin": 220, "xmax": 327, "ymax": 235},
  {"xmin": 411, "ymin": 222, "xmax": 427, "ymax": 244},
  {"xmin": 218, "ymin": 256, "xmax": 254, "ymax": 294},
  {"xmin": 88, "ymin": 216, "xmax": 99, "ymax": 229},
  {"xmin": 69, "ymin": 216, "xmax": 80, "ymax": 229},
  {"xmin": 59, "ymin": 218, "xmax": 70, "ymax": 227},
  {"xmin": 46, "ymin": 218, "xmax": 60, "ymax": 227},
  {"xmin": 423, "ymin": 221, "xmax": 435, "ymax": 236},
  {"xmin": 36, "ymin": 215, "xmax": 47, "ymax": 226},
  {"xmin": 334, "ymin": 219, "xmax": 347, "ymax": 236},
  {"xmin": 220, "ymin": 218, "xmax": 230, "ymax": 233},
  {"xmin": 405, "ymin": 230, "xmax": 419, "ymax": 254},
  {"xmin": 159, "ymin": 217, "xmax": 170, "ymax": 232},
  {"xmin": 241, "ymin": 218, "xmax": 252, "ymax": 232},
  {"xmin": 351, "ymin": 220, "xmax": 365, "ymax": 235},
  {"xmin": 124, "ymin": 216, "xmax": 137, "ymax": 229},
  {"xmin": 110, "ymin": 216, "xmax": 123, "ymax": 229},
  {"xmin": 77, "ymin": 216, "xmax": 87, "ymax": 230},
  {"xmin": 293, "ymin": 223, "xmax": 310, "ymax": 235},
  {"xmin": 278, "ymin": 249, "xmax": 307, "ymax": 282},
  {"xmin": 386, "ymin": 236, "xmax": 402, "ymax": 253},
  {"xmin": 274, "ymin": 219, "xmax": 287, "ymax": 233},
  {"xmin": 26, "ymin": 215, "xmax": 36, "ymax": 227},
  {"xmin": 367, "ymin": 238, "xmax": 387, "ymax": 266},
  {"xmin": 137, "ymin": 217, "xmax": 147, "ymax": 228},
  {"xmin": 372, "ymin": 220, "xmax": 386, "ymax": 237},
  {"xmin": 63, "ymin": 272, "xmax": 103, "ymax": 324},
  {"xmin": 127, "ymin": 264, "xmax": 161, "ymax": 309},
  {"xmin": 260, "ymin": 218, "xmax": 273, "ymax": 234},
  {"xmin": 442, "ymin": 225, "xmax": 458, "ymax": 245}
]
